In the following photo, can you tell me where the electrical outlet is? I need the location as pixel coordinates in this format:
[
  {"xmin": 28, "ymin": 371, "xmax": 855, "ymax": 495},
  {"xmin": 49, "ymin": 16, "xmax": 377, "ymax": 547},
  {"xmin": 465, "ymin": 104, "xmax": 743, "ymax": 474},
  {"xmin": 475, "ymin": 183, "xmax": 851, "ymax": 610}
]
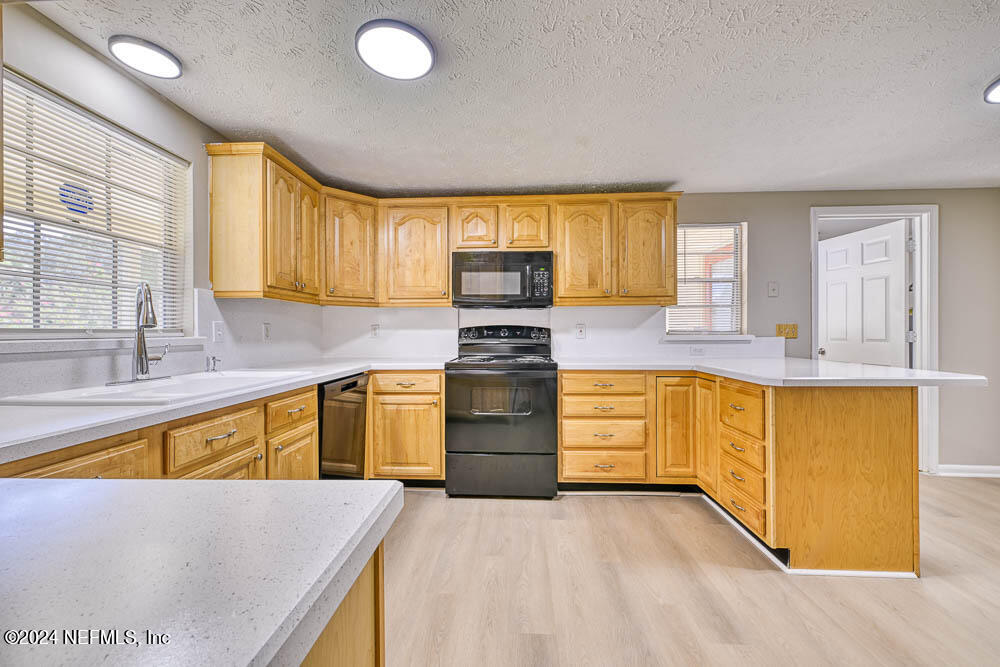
[
  {"xmin": 575, "ymin": 323, "xmax": 586, "ymax": 339},
  {"xmin": 776, "ymin": 323, "xmax": 798, "ymax": 339},
  {"xmin": 768, "ymin": 281, "xmax": 779, "ymax": 297},
  {"xmin": 370, "ymin": 324, "xmax": 380, "ymax": 338},
  {"xmin": 689, "ymin": 346, "xmax": 706, "ymax": 357},
  {"xmin": 262, "ymin": 322, "xmax": 272, "ymax": 343},
  {"xmin": 212, "ymin": 320, "xmax": 225, "ymax": 343}
]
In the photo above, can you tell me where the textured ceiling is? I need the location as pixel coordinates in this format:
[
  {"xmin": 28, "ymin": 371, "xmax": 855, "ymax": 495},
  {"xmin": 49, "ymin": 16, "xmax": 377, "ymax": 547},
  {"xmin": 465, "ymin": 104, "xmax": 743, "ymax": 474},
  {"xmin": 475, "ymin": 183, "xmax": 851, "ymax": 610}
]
[{"xmin": 36, "ymin": 0, "xmax": 1000, "ymax": 196}]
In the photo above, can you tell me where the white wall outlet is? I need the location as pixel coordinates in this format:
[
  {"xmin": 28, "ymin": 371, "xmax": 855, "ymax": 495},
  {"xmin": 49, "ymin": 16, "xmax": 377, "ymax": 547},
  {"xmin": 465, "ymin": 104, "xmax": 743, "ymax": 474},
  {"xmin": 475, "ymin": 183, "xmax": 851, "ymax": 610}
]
[
  {"xmin": 768, "ymin": 281, "xmax": 779, "ymax": 297},
  {"xmin": 370, "ymin": 324, "xmax": 380, "ymax": 338},
  {"xmin": 575, "ymin": 323, "xmax": 586, "ymax": 339},
  {"xmin": 211, "ymin": 320, "xmax": 225, "ymax": 343},
  {"xmin": 262, "ymin": 322, "xmax": 272, "ymax": 343},
  {"xmin": 689, "ymin": 346, "xmax": 706, "ymax": 357}
]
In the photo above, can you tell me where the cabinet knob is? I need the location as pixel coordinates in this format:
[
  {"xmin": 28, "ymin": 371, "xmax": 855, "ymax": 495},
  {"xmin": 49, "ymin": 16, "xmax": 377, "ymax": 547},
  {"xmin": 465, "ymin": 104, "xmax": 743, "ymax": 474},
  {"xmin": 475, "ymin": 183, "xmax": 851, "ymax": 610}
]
[
  {"xmin": 604, "ymin": 288, "xmax": 610, "ymax": 294},
  {"xmin": 441, "ymin": 290, "xmax": 446, "ymax": 296},
  {"xmin": 622, "ymin": 288, "xmax": 629, "ymax": 294},
  {"xmin": 275, "ymin": 445, "xmax": 284, "ymax": 452},
  {"xmin": 508, "ymin": 239, "xmax": 514, "ymax": 243},
  {"xmin": 255, "ymin": 453, "xmax": 263, "ymax": 461},
  {"xmin": 328, "ymin": 287, "xmax": 335, "ymax": 294}
]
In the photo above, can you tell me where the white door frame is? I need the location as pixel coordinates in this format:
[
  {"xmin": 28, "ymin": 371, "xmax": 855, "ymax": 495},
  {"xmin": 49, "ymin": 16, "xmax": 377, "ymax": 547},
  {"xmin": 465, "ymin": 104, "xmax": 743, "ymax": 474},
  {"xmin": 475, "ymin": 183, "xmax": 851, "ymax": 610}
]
[{"xmin": 810, "ymin": 205, "xmax": 940, "ymax": 473}]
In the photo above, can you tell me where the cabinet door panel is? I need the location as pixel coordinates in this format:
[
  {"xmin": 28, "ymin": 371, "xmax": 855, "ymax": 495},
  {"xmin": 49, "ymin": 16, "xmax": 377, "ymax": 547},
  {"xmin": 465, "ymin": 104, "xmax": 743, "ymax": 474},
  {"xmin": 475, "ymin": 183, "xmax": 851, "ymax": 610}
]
[
  {"xmin": 695, "ymin": 378, "xmax": 718, "ymax": 491},
  {"xmin": 371, "ymin": 394, "xmax": 442, "ymax": 478},
  {"xmin": 181, "ymin": 442, "xmax": 264, "ymax": 480},
  {"xmin": 618, "ymin": 200, "xmax": 675, "ymax": 298},
  {"xmin": 268, "ymin": 422, "xmax": 319, "ymax": 480},
  {"xmin": 326, "ymin": 198, "xmax": 376, "ymax": 299},
  {"xmin": 556, "ymin": 203, "xmax": 613, "ymax": 298},
  {"xmin": 454, "ymin": 206, "xmax": 498, "ymax": 248},
  {"xmin": 386, "ymin": 207, "xmax": 449, "ymax": 300},
  {"xmin": 503, "ymin": 204, "xmax": 549, "ymax": 248},
  {"xmin": 17, "ymin": 439, "xmax": 149, "ymax": 479},
  {"xmin": 297, "ymin": 183, "xmax": 321, "ymax": 295},
  {"xmin": 655, "ymin": 377, "xmax": 696, "ymax": 477},
  {"xmin": 266, "ymin": 160, "xmax": 299, "ymax": 292}
]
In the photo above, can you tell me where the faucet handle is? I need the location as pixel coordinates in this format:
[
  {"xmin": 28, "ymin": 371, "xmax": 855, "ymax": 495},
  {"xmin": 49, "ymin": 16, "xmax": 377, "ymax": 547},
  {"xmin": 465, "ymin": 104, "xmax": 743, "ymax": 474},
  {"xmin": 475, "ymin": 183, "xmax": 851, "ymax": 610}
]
[
  {"xmin": 149, "ymin": 343, "xmax": 170, "ymax": 364},
  {"xmin": 206, "ymin": 355, "xmax": 221, "ymax": 372}
]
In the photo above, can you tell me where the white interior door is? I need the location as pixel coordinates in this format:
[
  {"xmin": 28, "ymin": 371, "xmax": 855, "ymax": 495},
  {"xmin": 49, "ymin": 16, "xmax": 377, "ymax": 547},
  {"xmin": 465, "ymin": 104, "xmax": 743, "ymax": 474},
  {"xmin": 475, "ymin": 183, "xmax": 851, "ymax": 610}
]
[{"xmin": 817, "ymin": 219, "xmax": 907, "ymax": 366}]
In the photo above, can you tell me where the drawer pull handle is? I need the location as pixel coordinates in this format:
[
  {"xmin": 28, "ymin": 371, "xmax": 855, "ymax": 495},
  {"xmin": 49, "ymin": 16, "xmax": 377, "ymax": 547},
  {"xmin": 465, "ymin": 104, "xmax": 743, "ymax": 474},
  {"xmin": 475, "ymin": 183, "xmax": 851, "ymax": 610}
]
[
  {"xmin": 206, "ymin": 428, "xmax": 237, "ymax": 443},
  {"xmin": 730, "ymin": 499, "xmax": 747, "ymax": 513},
  {"xmin": 594, "ymin": 405, "xmax": 615, "ymax": 411},
  {"xmin": 396, "ymin": 382, "xmax": 416, "ymax": 387},
  {"xmin": 729, "ymin": 469, "xmax": 745, "ymax": 482},
  {"xmin": 593, "ymin": 433, "xmax": 615, "ymax": 438},
  {"xmin": 729, "ymin": 441, "xmax": 746, "ymax": 453},
  {"xmin": 286, "ymin": 405, "xmax": 306, "ymax": 415},
  {"xmin": 594, "ymin": 464, "xmax": 616, "ymax": 469},
  {"xmin": 593, "ymin": 382, "xmax": 615, "ymax": 387},
  {"xmin": 93, "ymin": 475, "xmax": 103, "ymax": 479},
  {"xmin": 255, "ymin": 453, "xmax": 263, "ymax": 461},
  {"xmin": 728, "ymin": 403, "xmax": 745, "ymax": 411}
]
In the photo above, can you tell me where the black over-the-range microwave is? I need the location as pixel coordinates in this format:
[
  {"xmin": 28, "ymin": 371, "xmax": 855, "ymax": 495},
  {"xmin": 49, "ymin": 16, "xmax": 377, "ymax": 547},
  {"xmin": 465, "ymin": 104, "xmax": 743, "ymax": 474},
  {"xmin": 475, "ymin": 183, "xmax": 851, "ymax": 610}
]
[{"xmin": 451, "ymin": 251, "xmax": 553, "ymax": 308}]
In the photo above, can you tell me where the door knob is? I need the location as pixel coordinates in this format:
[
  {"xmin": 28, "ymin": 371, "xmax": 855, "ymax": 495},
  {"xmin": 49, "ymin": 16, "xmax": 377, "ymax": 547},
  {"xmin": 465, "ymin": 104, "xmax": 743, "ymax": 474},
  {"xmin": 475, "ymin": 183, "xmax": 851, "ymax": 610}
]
[{"xmin": 817, "ymin": 347, "xmax": 826, "ymax": 356}]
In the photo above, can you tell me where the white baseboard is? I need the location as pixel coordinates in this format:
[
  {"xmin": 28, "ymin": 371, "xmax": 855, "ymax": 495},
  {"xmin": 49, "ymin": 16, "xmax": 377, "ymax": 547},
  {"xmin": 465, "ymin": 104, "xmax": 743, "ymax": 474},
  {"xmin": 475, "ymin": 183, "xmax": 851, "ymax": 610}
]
[{"xmin": 935, "ymin": 464, "xmax": 1000, "ymax": 478}]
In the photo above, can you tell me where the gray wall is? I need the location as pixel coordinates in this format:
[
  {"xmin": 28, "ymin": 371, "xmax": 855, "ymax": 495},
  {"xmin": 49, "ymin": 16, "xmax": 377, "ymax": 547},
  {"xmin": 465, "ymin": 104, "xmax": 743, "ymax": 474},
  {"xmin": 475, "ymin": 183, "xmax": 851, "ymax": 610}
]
[{"xmin": 679, "ymin": 189, "xmax": 1000, "ymax": 466}]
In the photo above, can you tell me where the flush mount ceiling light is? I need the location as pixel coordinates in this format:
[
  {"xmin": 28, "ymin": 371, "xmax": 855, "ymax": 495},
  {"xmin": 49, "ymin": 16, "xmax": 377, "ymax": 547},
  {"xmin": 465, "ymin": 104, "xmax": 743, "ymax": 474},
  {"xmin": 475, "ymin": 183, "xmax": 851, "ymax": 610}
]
[
  {"xmin": 986, "ymin": 75, "xmax": 1000, "ymax": 104},
  {"xmin": 355, "ymin": 19, "xmax": 434, "ymax": 80},
  {"xmin": 108, "ymin": 35, "xmax": 182, "ymax": 79}
]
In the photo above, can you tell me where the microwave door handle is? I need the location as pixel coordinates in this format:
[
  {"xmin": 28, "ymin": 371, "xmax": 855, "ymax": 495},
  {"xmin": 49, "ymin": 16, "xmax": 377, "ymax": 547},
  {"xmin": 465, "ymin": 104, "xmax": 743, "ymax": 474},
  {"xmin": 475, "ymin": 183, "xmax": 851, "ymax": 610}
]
[{"xmin": 525, "ymin": 264, "xmax": 533, "ymax": 299}]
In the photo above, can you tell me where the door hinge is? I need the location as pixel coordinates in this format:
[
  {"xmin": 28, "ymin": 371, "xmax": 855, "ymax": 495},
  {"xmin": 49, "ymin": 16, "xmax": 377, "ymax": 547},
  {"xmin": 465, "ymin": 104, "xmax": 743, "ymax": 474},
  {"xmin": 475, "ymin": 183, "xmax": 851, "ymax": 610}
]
[
  {"xmin": 905, "ymin": 331, "xmax": 917, "ymax": 343},
  {"xmin": 906, "ymin": 238, "xmax": 917, "ymax": 253}
]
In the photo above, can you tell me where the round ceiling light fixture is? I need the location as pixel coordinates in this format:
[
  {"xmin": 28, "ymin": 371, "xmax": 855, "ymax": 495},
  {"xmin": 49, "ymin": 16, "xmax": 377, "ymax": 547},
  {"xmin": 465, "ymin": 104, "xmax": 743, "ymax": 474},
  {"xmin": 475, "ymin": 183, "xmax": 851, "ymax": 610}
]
[
  {"xmin": 355, "ymin": 19, "xmax": 434, "ymax": 80},
  {"xmin": 985, "ymin": 75, "xmax": 1000, "ymax": 104},
  {"xmin": 108, "ymin": 35, "xmax": 182, "ymax": 79}
]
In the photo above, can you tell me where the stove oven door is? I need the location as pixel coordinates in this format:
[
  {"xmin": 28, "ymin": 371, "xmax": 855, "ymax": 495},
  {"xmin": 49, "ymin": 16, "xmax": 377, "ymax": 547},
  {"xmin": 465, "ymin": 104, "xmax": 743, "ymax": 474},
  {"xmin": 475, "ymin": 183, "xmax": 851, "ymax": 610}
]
[{"xmin": 445, "ymin": 369, "xmax": 557, "ymax": 454}]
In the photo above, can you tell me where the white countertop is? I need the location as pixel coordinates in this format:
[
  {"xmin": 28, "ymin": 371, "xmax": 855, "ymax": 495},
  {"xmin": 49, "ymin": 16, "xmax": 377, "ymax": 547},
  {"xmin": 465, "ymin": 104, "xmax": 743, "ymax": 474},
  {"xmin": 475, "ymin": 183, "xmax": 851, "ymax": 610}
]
[
  {"xmin": 556, "ymin": 356, "xmax": 989, "ymax": 387},
  {"xmin": 0, "ymin": 355, "xmax": 985, "ymax": 466},
  {"xmin": 0, "ymin": 478, "xmax": 403, "ymax": 667}
]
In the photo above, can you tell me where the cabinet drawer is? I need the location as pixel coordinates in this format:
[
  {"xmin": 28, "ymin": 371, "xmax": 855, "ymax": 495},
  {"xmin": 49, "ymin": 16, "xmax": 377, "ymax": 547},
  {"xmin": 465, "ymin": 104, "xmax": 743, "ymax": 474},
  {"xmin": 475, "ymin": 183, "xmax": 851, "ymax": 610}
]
[
  {"xmin": 562, "ymin": 395, "xmax": 646, "ymax": 417},
  {"xmin": 562, "ymin": 420, "xmax": 646, "ymax": 448},
  {"xmin": 720, "ymin": 481, "xmax": 767, "ymax": 539},
  {"xmin": 181, "ymin": 442, "xmax": 263, "ymax": 480},
  {"xmin": 719, "ymin": 382, "xmax": 766, "ymax": 440},
  {"xmin": 562, "ymin": 450, "xmax": 646, "ymax": 481},
  {"xmin": 371, "ymin": 373, "xmax": 440, "ymax": 393},
  {"xmin": 561, "ymin": 373, "xmax": 645, "ymax": 395},
  {"xmin": 17, "ymin": 439, "xmax": 149, "ymax": 479},
  {"xmin": 165, "ymin": 407, "xmax": 262, "ymax": 474},
  {"xmin": 266, "ymin": 389, "xmax": 317, "ymax": 433},
  {"xmin": 719, "ymin": 428, "xmax": 766, "ymax": 473},
  {"xmin": 720, "ymin": 452, "xmax": 767, "ymax": 504}
]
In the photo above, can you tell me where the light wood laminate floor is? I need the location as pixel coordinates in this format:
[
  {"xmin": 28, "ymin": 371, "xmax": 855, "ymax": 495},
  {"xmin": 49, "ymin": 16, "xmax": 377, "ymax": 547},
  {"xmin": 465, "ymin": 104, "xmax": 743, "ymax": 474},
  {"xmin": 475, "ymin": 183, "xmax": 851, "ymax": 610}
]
[{"xmin": 384, "ymin": 476, "xmax": 1000, "ymax": 666}]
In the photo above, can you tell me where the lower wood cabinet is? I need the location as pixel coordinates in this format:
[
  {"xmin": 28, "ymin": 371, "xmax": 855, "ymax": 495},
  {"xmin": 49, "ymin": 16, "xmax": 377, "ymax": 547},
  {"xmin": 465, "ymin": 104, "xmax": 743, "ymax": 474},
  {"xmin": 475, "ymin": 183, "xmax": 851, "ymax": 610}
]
[
  {"xmin": 181, "ymin": 442, "xmax": 264, "ymax": 480},
  {"xmin": 15, "ymin": 438, "xmax": 149, "ymax": 479},
  {"xmin": 654, "ymin": 377, "xmax": 696, "ymax": 478},
  {"xmin": 369, "ymin": 392, "xmax": 443, "ymax": 479},
  {"xmin": 267, "ymin": 421, "xmax": 319, "ymax": 480}
]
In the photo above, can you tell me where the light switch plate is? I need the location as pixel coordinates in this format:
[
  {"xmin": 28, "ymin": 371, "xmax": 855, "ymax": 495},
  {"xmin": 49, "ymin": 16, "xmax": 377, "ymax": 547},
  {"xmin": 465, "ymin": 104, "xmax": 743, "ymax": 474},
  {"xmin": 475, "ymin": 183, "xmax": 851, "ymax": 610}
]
[
  {"xmin": 370, "ymin": 324, "xmax": 380, "ymax": 338},
  {"xmin": 262, "ymin": 322, "xmax": 272, "ymax": 343},
  {"xmin": 776, "ymin": 323, "xmax": 798, "ymax": 339},
  {"xmin": 212, "ymin": 320, "xmax": 225, "ymax": 343},
  {"xmin": 768, "ymin": 281, "xmax": 779, "ymax": 297}
]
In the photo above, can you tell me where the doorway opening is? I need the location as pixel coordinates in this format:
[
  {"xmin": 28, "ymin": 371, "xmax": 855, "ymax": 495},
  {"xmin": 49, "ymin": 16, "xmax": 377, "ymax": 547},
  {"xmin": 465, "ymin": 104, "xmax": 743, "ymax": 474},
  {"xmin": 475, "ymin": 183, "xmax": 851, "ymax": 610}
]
[{"xmin": 810, "ymin": 205, "xmax": 939, "ymax": 472}]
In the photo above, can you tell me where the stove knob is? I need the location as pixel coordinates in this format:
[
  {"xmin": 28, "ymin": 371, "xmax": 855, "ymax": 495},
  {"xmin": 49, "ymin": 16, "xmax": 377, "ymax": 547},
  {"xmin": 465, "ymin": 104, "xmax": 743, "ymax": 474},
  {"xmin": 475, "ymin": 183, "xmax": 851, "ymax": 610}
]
[
  {"xmin": 499, "ymin": 328, "xmax": 508, "ymax": 337},
  {"xmin": 530, "ymin": 329, "xmax": 539, "ymax": 339},
  {"xmin": 540, "ymin": 330, "xmax": 548, "ymax": 339},
  {"xmin": 469, "ymin": 329, "xmax": 478, "ymax": 339}
]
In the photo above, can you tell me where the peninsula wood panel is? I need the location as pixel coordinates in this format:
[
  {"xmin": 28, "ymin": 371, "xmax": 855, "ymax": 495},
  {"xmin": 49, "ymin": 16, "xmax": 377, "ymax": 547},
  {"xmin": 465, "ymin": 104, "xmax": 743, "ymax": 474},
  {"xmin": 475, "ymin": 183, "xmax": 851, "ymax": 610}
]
[
  {"xmin": 617, "ymin": 200, "xmax": 676, "ymax": 299},
  {"xmin": 555, "ymin": 202, "xmax": 614, "ymax": 298},
  {"xmin": 384, "ymin": 206, "xmax": 450, "ymax": 302},
  {"xmin": 503, "ymin": 203, "xmax": 550, "ymax": 248},
  {"xmin": 773, "ymin": 386, "xmax": 917, "ymax": 573},
  {"xmin": 302, "ymin": 544, "xmax": 384, "ymax": 667},
  {"xmin": 654, "ymin": 377, "xmax": 696, "ymax": 477},
  {"xmin": 323, "ymin": 197, "xmax": 376, "ymax": 302},
  {"xmin": 453, "ymin": 205, "xmax": 498, "ymax": 248}
]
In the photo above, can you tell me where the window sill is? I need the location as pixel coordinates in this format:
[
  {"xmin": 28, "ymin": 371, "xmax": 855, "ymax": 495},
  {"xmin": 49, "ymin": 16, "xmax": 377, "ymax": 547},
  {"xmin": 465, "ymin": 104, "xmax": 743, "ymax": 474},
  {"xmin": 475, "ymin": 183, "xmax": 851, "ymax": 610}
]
[
  {"xmin": 0, "ymin": 336, "xmax": 207, "ymax": 356},
  {"xmin": 659, "ymin": 334, "xmax": 755, "ymax": 344}
]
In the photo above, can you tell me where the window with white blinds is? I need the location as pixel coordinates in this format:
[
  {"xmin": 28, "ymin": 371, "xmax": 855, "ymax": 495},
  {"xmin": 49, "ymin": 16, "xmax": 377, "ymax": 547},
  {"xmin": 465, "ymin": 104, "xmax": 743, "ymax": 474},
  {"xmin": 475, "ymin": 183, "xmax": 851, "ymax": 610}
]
[
  {"xmin": 666, "ymin": 222, "xmax": 747, "ymax": 335},
  {"xmin": 1, "ymin": 71, "xmax": 189, "ymax": 335}
]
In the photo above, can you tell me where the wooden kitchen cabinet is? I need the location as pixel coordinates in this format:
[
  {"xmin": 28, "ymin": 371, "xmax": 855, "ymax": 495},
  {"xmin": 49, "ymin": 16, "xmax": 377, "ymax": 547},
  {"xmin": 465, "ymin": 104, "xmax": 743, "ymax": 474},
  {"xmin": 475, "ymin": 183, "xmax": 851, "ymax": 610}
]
[
  {"xmin": 207, "ymin": 143, "xmax": 331, "ymax": 304},
  {"xmin": 268, "ymin": 421, "xmax": 320, "ymax": 480},
  {"xmin": 368, "ymin": 372, "xmax": 444, "ymax": 479},
  {"xmin": 617, "ymin": 200, "xmax": 676, "ymax": 299},
  {"xmin": 324, "ymin": 196, "xmax": 376, "ymax": 303},
  {"xmin": 503, "ymin": 203, "xmax": 550, "ymax": 248},
  {"xmin": 181, "ymin": 443, "xmax": 264, "ymax": 480},
  {"xmin": 382, "ymin": 206, "xmax": 450, "ymax": 304},
  {"xmin": 453, "ymin": 205, "xmax": 498, "ymax": 248},
  {"xmin": 555, "ymin": 202, "xmax": 614, "ymax": 299},
  {"xmin": 654, "ymin": 377, "xmax": 696, "ymax": 478},
  {"xmin": 15, "ymin": 439, "xmax": 149, "ymax": 479},
  {"xmin": 695, "ymin": 377, "xmax": 718, "ymax": 493}
]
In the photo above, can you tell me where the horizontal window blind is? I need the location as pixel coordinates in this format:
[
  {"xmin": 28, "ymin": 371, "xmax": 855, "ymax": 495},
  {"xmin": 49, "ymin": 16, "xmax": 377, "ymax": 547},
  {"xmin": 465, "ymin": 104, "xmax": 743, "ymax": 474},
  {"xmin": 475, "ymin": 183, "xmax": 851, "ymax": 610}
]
[
  {"xmin": 1, "ymin": 70, "xmax": 188, "ymax": 335},
  {"xmin": 666, "ymin": 222, "xmax": 746, "ymax": 335}
]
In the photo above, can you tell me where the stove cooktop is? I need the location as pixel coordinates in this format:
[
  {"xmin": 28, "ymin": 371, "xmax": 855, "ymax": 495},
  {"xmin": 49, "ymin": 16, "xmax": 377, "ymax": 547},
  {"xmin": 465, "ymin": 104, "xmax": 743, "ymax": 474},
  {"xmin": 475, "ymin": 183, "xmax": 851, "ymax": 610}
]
[{"xmin": 444, "ymin": 354, "xmax": 557, "ymax": 371}]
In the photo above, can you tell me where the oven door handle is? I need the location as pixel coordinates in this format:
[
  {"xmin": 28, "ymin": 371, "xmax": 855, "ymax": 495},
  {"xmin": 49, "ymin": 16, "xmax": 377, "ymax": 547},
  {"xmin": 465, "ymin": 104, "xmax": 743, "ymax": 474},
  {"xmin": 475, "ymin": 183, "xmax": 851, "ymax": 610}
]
[
  {"xmin": 445, "ymin": 370, "xmax": 556, "ymax": 379},
  {"xmin": 469, "ymin": 409, "xmax": 532, "ymax": 416}
]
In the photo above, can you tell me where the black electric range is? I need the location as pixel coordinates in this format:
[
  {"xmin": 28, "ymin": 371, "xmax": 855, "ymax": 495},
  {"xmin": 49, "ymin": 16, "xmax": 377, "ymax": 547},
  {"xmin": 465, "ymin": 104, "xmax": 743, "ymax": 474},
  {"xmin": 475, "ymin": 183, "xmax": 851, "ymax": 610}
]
[{"xmin": 444, "ymin": 326, "xmax": 557, "ymax": 498}]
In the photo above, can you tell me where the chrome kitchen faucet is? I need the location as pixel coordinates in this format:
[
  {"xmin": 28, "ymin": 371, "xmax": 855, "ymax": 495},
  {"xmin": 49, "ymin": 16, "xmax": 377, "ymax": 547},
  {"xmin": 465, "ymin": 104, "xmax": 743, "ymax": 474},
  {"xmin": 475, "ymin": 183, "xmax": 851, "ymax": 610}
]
[{"xmin": 107, "ymin": 282, "xmax": 169, "ymax": 385}]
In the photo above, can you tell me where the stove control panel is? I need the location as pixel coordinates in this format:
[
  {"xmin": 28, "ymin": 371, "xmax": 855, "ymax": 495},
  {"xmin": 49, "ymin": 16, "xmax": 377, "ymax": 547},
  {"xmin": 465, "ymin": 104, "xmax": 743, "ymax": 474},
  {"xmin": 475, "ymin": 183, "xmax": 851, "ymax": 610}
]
[{"xmin": 458, "ymin": 326, "xmax": 551, "ymax": 343}]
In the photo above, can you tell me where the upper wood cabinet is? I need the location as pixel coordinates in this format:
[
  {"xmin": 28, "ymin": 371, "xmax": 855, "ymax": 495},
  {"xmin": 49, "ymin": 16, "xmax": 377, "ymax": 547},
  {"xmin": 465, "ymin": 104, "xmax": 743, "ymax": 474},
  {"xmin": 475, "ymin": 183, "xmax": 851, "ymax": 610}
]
[
  {"xmin": 453, "ymin": 205, "xmax": 498, "ymax": 248},
  {"xmin": 555, "ymin": 202, "xmax": 614, "ymax": 298},
  {"xmin": 503, "ymin": 203, "xmax": 550, "ymax": 248},
  {"xmin": 383, "ymin": 206, "xmax": 450, "ymax": 303},
  {"xmin": 208, "ymin": 143, "xmax": 330, "ymax": 304},
  {"xmin": 324, "ymin": 196, "xmax": 376, "ymax": 303},
  {"xmin": 617, "ymin": 200, "xmax": 676, "ymax": 298},
  {"xmin": 695, "ymin": 377, "xmax": 718, "ymax": 493},
  {"xmin": 655, "ymin": 377, "xmax": 696, "ymax": 478}
]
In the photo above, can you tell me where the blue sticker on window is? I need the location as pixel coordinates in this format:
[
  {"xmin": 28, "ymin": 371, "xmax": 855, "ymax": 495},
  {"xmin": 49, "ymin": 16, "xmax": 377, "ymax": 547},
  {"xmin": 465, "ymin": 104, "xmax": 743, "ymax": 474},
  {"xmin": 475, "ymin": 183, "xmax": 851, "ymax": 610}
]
[{"xmin": 59, "ymin": 183, "xmax": 94, "ymax": 215}]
